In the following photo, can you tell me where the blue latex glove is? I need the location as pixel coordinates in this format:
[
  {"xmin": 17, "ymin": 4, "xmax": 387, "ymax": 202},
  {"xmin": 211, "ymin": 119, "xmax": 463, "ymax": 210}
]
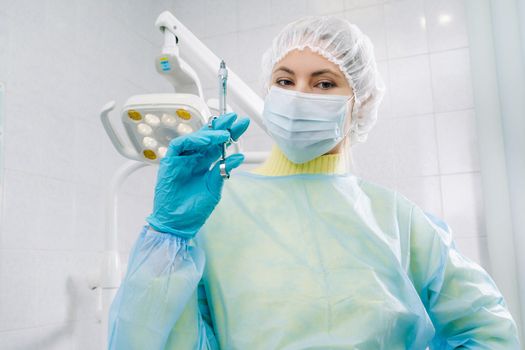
[{"xmin": 146, "ymin": 112, "xmax": 250, "ymax": 238}]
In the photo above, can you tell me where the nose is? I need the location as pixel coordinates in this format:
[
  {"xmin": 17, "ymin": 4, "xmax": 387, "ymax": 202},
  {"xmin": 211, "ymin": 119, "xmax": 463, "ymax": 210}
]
[{"xmin": 294, "ymin": 80, "xmax": 311, "ymax": 93}]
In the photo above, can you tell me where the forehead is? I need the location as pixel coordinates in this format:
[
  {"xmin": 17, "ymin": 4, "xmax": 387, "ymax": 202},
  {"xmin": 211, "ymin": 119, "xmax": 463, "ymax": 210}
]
[{"xmin": 273, "ymin": 47, "xmax": 344, "ymax": 77}]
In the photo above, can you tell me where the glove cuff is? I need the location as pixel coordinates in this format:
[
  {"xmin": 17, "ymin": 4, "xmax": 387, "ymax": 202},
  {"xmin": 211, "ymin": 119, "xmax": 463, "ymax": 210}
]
[{"xmin": 145, "ymin": 215, "xmax": 198, "ymax": 239}]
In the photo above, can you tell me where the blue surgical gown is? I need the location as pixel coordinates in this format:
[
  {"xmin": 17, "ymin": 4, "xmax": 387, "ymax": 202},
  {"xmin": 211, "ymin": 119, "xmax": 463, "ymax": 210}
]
[{"xmin": 108, "ymin": 171, "xmax": 520, "ymax": 349}]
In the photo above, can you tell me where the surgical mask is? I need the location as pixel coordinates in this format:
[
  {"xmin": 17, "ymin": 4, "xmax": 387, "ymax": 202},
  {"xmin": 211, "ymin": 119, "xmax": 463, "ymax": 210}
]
[{"xmin": 262, "ymin": 85, "xmax": 355, "ymax": 164}]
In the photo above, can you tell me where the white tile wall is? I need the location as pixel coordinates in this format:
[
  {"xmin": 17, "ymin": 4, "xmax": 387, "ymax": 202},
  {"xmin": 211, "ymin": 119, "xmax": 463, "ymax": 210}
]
[
  {"xmin": 0, "ymin": 0, "xmax": 172, "ymax": 347},
  {"xmin": 352, "ymin": 117, "xmax": 396, "ymax": 182},
  {"xmin": 435, "ymin": 109, "xmax": 480, "ymax": 174},
  {"xmin": 423, "ymin": 0, "xmax": 469, "ymax": 52},
  {"xmin": 390, "ymin": 114, "xmax": 440, "ymax": 178},
  {"xmin": 238, "ymin": 0, "xmax": 272, "ymax": 31},
  {"xmin": 344, "ymin": 5, "xmax": 387, "ymax": 60},
  {"xmin": 0, "ymin": 0, "xmax": 488, "ymax": 347},
  {"xmin": 388, "ymin": 55, "xmax": 434, "ymax": 117},
  {"xmin": 441, "ymin": 172, "xmax": 484, "ymax": 239},
  {"xmin": 385, "ymin": 0, "xmax": 428, "ymax": 58},
  {"xmin": 269, "ymin": 0, "xmax": 315, "ymax": 25},
  {"xmin": 430, "ymin": 48, "xmax": 474, "ymax": 112}
]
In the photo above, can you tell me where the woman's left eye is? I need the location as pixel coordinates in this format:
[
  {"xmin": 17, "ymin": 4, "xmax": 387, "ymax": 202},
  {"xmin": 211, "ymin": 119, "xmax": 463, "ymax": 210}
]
[{"xmin": 316, "ymin": 81, "xmax": 335, "ymax": 89}]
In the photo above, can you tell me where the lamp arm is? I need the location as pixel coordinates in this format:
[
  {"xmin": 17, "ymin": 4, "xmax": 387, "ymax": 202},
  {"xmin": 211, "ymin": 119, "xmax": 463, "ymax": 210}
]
[{"xmin": 154, "ymin": 11, "xmax": 266, "ymax": 131}]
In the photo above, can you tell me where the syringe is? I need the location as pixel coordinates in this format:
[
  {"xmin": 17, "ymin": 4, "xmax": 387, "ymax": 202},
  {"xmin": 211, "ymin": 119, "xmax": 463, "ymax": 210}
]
[
  {"xmin": 218, "ymin": 60, "xmax": 230, "ymax": 178},
  {"xmin": 219, "ymin": 60, "xmax": 228, "ymax": 116}
]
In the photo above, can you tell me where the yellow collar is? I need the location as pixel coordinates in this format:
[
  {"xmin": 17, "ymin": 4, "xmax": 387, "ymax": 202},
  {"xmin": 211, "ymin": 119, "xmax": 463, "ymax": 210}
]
[{"xmin": 249, "ymin": 144, "xmax": 349, "ymax": 176}]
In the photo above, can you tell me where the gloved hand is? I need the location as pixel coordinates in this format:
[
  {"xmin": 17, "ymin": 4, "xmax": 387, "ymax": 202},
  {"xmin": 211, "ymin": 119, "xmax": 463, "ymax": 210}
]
[{"xmin": 146, "ymin": 112, "xmax": 250, "ymax": 238}]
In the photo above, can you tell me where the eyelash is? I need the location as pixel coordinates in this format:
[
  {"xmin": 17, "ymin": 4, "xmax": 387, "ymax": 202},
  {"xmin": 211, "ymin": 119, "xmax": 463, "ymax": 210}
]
[{"xmin": 275, "ymin": 79, "xmax": 336, "ymax": 89}]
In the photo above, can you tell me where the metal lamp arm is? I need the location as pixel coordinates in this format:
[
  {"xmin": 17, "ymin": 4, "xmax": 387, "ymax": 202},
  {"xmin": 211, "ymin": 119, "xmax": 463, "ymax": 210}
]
[{"xmin": 154, "ymin": 11, "xmax": 266, "ymax": 131}]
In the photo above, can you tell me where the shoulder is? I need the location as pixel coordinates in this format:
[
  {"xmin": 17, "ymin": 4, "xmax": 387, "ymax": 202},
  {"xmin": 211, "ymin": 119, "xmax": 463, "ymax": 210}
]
[
  {"xmin": 355, "ymin": 176, "xmax": 412, "ymax": 214},
  {"xmin": 356, "ymin": 176, "xmax": 450, "ymax": 233},
  {"xmin": 355, "ymin": 176, "xmax": 397, "ymax": 200}
]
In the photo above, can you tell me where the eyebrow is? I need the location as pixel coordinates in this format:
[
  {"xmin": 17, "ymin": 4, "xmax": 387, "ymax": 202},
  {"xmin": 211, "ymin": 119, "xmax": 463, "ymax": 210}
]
[{"xmin": 273, "ymin": 66, "xmax": 340, "ymax": 78}]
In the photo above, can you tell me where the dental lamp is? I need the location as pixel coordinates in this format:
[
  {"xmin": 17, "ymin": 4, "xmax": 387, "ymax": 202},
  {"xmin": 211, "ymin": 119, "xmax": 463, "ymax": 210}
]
[
  {"xmin": 100, "ymin": 11, "xmax": 266, "ymax": 163},
  {"xmin": 92, "ymin": 11, "xmax": 268, "ymax": 349}
]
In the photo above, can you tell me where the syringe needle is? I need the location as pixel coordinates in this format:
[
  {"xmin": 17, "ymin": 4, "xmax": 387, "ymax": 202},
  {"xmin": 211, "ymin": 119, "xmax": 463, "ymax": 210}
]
[{"xmin": 218, "ymin": 60, "xmax": 228, "ymax": 161}]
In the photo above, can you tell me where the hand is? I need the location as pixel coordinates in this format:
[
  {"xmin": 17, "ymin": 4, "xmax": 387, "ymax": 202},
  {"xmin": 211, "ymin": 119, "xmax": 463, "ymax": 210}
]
[{"xmin": 146, "ymin": 112, "xmax": 250, "ymax": 238}]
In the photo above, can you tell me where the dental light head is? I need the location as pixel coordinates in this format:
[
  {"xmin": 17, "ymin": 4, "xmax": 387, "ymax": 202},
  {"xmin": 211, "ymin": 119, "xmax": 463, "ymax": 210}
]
[
  {"xmin": 123, "ymin": 94, "xmax": 207, "ymax": 161},
  {"xmin": 100, "ymin": 94, "xmax": 210, "ymax": 163},
  {"xmin": 99, "ymin": 11, "xmax": 214, "ymax": 164}
]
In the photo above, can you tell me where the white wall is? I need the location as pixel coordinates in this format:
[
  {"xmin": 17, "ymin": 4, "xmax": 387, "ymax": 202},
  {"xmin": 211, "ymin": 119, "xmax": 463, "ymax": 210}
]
[
  {"xmin": 0, "ymin": 0, "xmax": 171, "ymax": 348},
  {"xmin": 0, "ymin": 0, "xmax": 489, "ymax": 348}
]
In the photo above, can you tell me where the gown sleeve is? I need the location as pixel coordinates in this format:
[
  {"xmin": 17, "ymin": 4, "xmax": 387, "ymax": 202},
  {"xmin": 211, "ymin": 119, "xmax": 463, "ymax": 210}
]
[
  {"xmin": 407, "ymin": 205, "xmax": 521, "ymax": 349},
  {"xmin": 107, "ymin": 225, "xmax": 218, "ymax": 350}
]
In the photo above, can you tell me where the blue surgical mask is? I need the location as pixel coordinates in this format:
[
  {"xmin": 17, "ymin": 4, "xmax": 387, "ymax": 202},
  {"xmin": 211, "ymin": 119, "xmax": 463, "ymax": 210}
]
[{"xmin": 262, "ymin": 85, "xmax": 355, "ymax": 164}]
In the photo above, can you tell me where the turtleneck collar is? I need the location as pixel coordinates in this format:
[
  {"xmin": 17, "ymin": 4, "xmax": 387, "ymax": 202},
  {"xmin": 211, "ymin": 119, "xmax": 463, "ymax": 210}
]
[{"xmin": 249, "ymin": 144, "xmax": 350, "ymax": 176}]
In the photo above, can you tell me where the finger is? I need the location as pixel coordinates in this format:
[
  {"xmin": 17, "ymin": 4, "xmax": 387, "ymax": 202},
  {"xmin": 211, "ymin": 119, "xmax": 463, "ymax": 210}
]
[
  {"xmin": 202, "ymin": 112, "xmax": 237, "ymax": 131},
  {"xmin": 212, "ymin": 112, "xmax": 237, "ymax": 131},
  {"xmin": 229, "ymin": 117, "xmax": 250, "ymax": 141},
  {"xmin": 199, "ymin": 131, "xmax": 244, "ymax": 171},
  {"xmin": 224, "ymin": 153, "xmax": 245, "ymax": 172},
  {"xmin": 201, "ymin": 112, "xmax": 237, "ymax": 130},
  {"xmin": 166, "ymin": 129, "xmax": 230, "ymax": 157},
  {"xmin": 207, "ymin": 153, "xmax": 245, "ymax": 191}
]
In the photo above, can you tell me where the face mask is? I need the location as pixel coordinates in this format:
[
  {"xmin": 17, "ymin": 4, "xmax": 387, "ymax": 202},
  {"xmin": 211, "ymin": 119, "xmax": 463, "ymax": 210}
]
[{"xmin": 262, "ymin": 85, "xmax": 355, "ymax": 164}]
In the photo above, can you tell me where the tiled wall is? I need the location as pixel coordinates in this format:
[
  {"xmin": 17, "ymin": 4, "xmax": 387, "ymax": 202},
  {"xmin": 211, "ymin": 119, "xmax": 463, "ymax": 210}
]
[
  {"xmin": 0, "ymin": 0, "xmax": 172, "ymax": 348},
  {"xmin": 0, "ymin": 0, "xmax": 486, "ymax": 348}
]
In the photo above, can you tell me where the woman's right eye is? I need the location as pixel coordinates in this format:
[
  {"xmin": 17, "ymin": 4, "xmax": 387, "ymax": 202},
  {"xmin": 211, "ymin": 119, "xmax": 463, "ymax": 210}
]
[{"xmin": 276, "ymin": 79, "xmax": 293, "ymax": 86}]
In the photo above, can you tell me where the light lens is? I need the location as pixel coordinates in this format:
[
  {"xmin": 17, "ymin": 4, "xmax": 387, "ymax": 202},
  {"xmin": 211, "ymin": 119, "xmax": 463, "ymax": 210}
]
[
  {"xmin": 143, "ymin": 137, "xmax": 158, "ymax": 148},
  {"xmin": 137, "ymin": 123, "xmax": 152, "ymax": 136},
  {"xmin": 145, "ymin": 113, "xmax": 160, "ymax": 127},
  {"xmin": 161, "ymin": 113, "xmax": 177, "ymax": 127},
  {"xmin": 177, "ymin": 123, "xmax": 193, "ymax": 135}
]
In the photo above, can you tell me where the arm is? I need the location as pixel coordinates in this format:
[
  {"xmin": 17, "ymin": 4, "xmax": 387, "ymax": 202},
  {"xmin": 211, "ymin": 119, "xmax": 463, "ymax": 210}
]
[
  {"xmin": 108, "ymin": 113, "xmax": 249, "ymax": 349},
  {"xmin": 408, "ymin": 205, "xmax": 520, "ymax": 349},
  {"xmin": 108, "ymin": 225, "xmax": 212, "ymax": 350},
  {"xmin": 163, "ymin": 259, "xmax": 220, "ymax": 349}
]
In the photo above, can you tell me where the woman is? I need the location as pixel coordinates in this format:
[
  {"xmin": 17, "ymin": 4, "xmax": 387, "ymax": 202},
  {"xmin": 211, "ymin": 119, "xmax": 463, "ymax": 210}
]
[{"xmin": 108, "ymin": 16, "xmax": 520, "ymax": 349}]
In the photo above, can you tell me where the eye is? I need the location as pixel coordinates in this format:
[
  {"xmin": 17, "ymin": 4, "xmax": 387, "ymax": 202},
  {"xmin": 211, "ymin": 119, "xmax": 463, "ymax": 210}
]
[
  {"xmin": 316, "ymin": 81, "xmax": 336, "ymax": 90},
  {"xmin": 276, "ymin": 78, "xmax": 293, "ymax": 86}
]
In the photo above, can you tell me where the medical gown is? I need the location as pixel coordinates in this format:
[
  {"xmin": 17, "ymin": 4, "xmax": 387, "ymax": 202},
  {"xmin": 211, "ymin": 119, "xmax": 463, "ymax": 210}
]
[{"xmin": 108, "ymin": 170, "xmax": 520, "ymax": 349}]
